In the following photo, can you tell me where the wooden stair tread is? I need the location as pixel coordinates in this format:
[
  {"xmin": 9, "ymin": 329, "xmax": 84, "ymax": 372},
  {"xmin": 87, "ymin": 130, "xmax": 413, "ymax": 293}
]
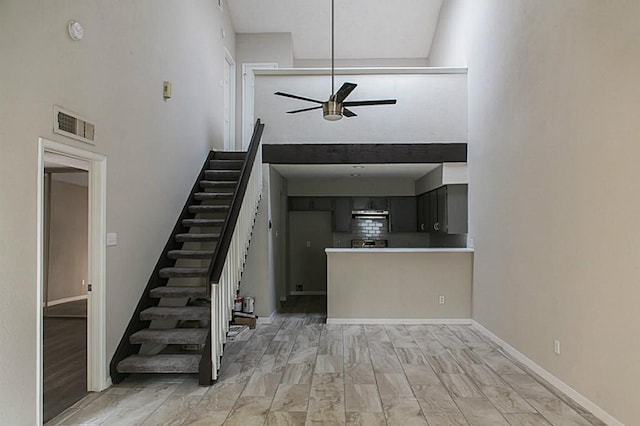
[
  {"xmin": 159, "ymin": 267, "xmax": 208, "ymax": 278},
  {"xmin": 117, "ymin": 354, "xmax": 201, "ymax": 374},
  {"xmin": 199, "ymin": 180, "xmax": 238, "ymax": 188},
  {"xmin": 140, "ymin": 306, "xmax": 210, "ymax": 321},
  {"xmin": 149, "ymin": 286, "xmax": 208, "ymax": 298},
  {"xmin": 167, "ymin": 249, "xmax": 215, "ymax": 259},
  {"xmin": 130, "ymin": 328, "xmax": 208, "ymax": 345},
  {"xmin": 214, "ymin": 152, "xmax": 246, "ymax": 160},
  {"xmin": 175, "ymin": 232, "xmax": 220, "ymax": 242},
  {"xmin": 181, "ymin": 218, "xmax": 225, "ymax": 227},
  {"xmin": 194, "ymin": 192, "xmax": 233, "ymax": 200}
]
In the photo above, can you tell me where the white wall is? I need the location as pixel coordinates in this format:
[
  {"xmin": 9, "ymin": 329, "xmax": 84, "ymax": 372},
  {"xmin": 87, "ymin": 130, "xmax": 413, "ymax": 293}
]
[
  {"xmin": 0, "ymin": 1, "xmax": 235, "ymax": 423},
  {"xmin": 427, "ymin": 0, "xmax": 468, "ymax": 67},
  {"xmin": 430, "ymin": 1, "xmax": 640, "ymax": 424},
  {"xmin": 254, "ymin": 71, "xmax": 467, "ymax": 144}
]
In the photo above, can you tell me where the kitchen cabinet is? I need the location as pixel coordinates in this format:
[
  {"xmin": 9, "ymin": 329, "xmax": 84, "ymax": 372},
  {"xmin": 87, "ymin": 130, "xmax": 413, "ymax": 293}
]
[
  {"xmin": 417, "ymin": 184, "xmax": 468, "ymax": 234},
  {"xmin": 389, "ymin": 197, "xmax": 417, "ymax": 232},
  {"xmin": 333, "ymin": 197, "xmax": 352, "ymax": 232},
  {"xmin": 289, "ymin": 197, "xmax": 334, "ymax": 211},
  {"xmin": 352, "ymin": 197, "xmax": 388, "ymax": 210}
]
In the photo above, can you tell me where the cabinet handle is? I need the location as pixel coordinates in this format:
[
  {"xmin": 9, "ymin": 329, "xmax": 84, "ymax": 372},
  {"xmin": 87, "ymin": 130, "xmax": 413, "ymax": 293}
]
[
  {"xmin": 434, "ymin": 222, "xmax": 440, "ymax": 231},
  {"xmin": 421, "ymin": 223, "xmax": 425, "ymax": 231}
]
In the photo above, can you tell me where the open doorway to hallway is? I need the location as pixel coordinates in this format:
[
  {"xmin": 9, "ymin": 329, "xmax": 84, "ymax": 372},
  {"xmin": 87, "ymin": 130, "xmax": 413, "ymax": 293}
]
[
  {"xmin": 42, "ymin": 154, "xmax": 89, "ymax": 422},
  {"xmin": 37, "ymin": 138, "xmax": 108, "ymax": 424}
]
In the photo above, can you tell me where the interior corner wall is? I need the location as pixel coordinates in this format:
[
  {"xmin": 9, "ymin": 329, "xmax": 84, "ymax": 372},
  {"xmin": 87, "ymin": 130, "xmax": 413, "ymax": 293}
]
[
  {"xmin": 427, "ymin": 0, "xmax": 468, "ymax": 67},
  {"xmin": 465, "ymin": 1, "xmax": 640, "ymax": 424},
  {"xmin": 240, "ymin": 165, "xmax": 277, "ymax": 318},
  {"xmin": 0, "ymin": 1, "xmax": 235, "ymax": 423},
  {"xmin": 234, "ymin": 33, "xmax": 294, "ymax": 145},
  {"xmin": 268, "ymin": 167, "xmax": 288, "ymax": 304}
]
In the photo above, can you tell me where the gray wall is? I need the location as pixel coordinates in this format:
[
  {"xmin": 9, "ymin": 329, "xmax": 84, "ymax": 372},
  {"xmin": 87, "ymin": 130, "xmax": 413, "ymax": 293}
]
[
  {"xmin": 430, "ymin": 0, "xmax": 640, "ymax": 424},
  {"xmin": 288, "ymin": 211, "xmax": 333, "ymax": 293},
  {"xmin": 0, "ymin": 1, "xmax": 235, "ymax": 422},
  {"xmin": 47, "ymin": 177, "xmax": 88, "ymax": 302}
]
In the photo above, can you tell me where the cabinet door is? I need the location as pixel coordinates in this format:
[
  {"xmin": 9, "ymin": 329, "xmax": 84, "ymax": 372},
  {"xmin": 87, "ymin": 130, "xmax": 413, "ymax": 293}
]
[
  {"xmin": 444, "ymin": 184, "xmax": 468, "ymax": 234},
  {"xmin": 428, "ymin": 190, "xmax": 439, "ymax": 232},
  {"xmin": 436, "ymin": 187, "xmax": 447, "ymax": 232},
  {"xmin": 389, "ymin": 197, "xmax": 417, "ymax": 232},
  {"xmin": 289, "ymin": 197, "xmax": 312, "ymax": 211},
  {"xmin": 310, "ymin": 197, "xmax": 334, "ymax": 211},
  {"xmin": 334, "ymin": 197, "xmax": 352, "ymax": 232},
  {"xmin": 352, "ymin": 197, "xmax": 370, "ymax": 210},
  {"xmin": 369, "ymin": 197, "xmax": 389, "ymax": 210},
  {"xmin": 417, "ymin": 194, "xmax": 429, "ymax": 232}
]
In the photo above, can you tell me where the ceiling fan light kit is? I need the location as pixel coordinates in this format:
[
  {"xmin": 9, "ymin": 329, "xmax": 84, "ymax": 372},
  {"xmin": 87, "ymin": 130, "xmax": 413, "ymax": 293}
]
[{"xmin": 275, "ymin": 0, "xmax": 396, "ymax": 121}]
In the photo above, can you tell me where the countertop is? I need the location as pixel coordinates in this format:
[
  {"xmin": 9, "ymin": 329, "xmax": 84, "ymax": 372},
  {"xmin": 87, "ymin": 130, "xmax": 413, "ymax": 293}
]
[{"xmin": 325, "ymin": 247, "xmax": 474, "ymax": 253}]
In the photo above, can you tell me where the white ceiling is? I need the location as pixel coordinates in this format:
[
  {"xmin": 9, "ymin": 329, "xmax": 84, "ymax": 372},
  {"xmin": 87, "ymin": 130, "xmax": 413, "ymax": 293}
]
[
  {"xmin": 228, "ymin": 0, "xmax": 444, "ymax": 60},
  {"xmin": 272, "ymin": 163, "xmax": 440, "ymax": 179}
]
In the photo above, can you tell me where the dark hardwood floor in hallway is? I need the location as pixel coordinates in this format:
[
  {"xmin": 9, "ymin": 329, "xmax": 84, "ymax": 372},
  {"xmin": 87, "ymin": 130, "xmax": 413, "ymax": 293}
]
[{"xmin": 43, "ymin": 311, "xmax": 87, "ymax": 422}]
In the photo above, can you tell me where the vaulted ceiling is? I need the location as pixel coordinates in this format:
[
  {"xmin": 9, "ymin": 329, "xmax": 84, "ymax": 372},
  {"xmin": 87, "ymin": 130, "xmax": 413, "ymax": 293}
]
[{"xmin": 227, "ymin": 0, "xmax": 444, "ymax": 61}]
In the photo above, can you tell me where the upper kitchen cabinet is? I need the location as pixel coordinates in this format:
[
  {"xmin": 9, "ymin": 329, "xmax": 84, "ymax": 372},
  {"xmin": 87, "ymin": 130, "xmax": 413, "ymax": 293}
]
[
  {"xmin": 333, "ymin": 197, "xmax": 352, "ymax": 232},
  {"xmin": 352, "ymin": 197, "xmax": 388, "ymax": 211},
  {"xmin": 289, "ymin": 197, "xmax": 334, "ymax": 211},
  {"xmin": 418, "ymin": 184, "xmax": 468, "ymax": 234},
  {"xmin": 389, "ymin": 197, "xmax": 417, "ymax": 232}
]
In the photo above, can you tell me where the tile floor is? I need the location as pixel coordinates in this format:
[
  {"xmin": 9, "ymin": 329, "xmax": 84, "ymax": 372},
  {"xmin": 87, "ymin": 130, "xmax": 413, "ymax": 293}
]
[{"xmin": 48, "ymin": 310, "xmax": 606, "ymax": 425}]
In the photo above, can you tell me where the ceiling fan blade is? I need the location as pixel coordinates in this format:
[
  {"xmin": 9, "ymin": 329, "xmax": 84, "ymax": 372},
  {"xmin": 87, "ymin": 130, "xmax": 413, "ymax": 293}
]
[
  {"xmin": 343, "ymin": 99, "xmax": 397, "ymax": 107},
  {"xmin": 275, "ymin": 92, "xmax": 324, "ymax": 104},
  {"xmin": 334, "ymin": 82, "xmax": 357, "ymax": 103},
  {"xmin": 287, "ymin": 105, "xmax": 324, "ymax": 114},
  {"xmin": 343, "ymin": 108, "xmax": 357, "ymax": 117}
]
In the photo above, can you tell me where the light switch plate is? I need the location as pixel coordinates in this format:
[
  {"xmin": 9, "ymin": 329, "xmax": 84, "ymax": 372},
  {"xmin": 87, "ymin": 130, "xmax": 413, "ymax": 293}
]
[{"xmin": 107, "ymin": 232, "xmax": 118, "ymax": 246}]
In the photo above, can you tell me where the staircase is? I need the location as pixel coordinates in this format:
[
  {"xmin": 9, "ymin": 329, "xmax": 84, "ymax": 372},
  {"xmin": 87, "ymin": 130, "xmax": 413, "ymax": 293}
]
[{"xmin": 110, "ymin": 120, "xmax": 264, "ymax": 385}]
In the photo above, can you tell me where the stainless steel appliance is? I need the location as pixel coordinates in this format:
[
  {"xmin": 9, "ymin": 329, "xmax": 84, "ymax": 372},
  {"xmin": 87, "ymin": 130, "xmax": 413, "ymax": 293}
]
[{"xmin": 351, "ymin": 239, "xmax": 388, "ymax": 248}]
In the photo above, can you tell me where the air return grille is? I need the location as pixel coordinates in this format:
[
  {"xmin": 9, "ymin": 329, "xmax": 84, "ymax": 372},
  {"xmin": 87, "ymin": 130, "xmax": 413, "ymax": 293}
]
[{"xmin": 53, "ymin": 106, "xmax": 95, "ymax": 144}]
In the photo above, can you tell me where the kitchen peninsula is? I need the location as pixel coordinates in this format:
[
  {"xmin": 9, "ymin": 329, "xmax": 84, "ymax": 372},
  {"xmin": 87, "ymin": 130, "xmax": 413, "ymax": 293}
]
[{"xmin": 325, "ymin": 247, "xmax": 473, "ymax": 323}]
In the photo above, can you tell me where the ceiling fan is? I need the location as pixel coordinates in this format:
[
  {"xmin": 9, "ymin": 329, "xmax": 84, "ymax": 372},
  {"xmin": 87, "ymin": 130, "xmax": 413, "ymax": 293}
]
[{"xmin": 274, "ymin": 0, "xmax": 397, "ymax": 121}]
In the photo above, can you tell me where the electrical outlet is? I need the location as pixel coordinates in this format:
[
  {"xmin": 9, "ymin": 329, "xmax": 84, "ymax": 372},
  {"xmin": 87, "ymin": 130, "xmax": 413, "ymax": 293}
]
[
  {"xmin": 439, "ymin": 296, "xmax": 445, "ymax": 305},
  {"xmin": 554, "ymin": 339, "xmax": 561, "ymax": 355}
]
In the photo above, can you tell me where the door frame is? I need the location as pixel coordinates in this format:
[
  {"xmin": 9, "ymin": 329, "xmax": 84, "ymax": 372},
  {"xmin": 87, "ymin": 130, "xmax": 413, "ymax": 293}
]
[
  {"xmin": 223, "ymin": 48, "xmax": 236, "ymax": 151},
  {"xmin": 241, "ymin": 63, "xmax": 277, "ymax": 149},
  {"xmin": 37, "ymin": 138, "xmax": 108, "ymax": 423}
]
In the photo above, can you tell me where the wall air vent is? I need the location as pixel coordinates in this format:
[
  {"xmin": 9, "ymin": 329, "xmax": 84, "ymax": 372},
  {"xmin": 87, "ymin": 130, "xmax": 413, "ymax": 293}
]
[{"xmin": 53, "ymin": 106, "xmax": 95, "ymax": 145}]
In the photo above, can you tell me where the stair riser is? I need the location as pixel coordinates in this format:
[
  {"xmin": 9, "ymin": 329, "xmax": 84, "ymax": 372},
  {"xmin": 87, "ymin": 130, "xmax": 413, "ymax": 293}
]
[
  {"xmin": 149, "ymin": 287, "xmax": 208, "ymax": 298},
  {"xmin": 203, "ymin": 171, "xmax": 240, "ymax": 181},
  {"xmin": 130, "ymin": 330, "xmax": 208, "ymax": 345},
  {"xmin": 214, "ymin": 152, "xmax": 246, "ymax": 160},
  {"xmin": 181, "ymin": 219, "xmax": 225, "ymax": 227},
  {"xmin": 194, "ymin": 193, "xmax": 233, "ymax": 201},
  {"xmin": 159, "ymin": 271, "xmax": 208, "ymax": 279},
  {"xmin": 175, "ymin": 234, "xmax": 220, "ymax": 242},
  {"xmin": 199, "ymin": 180, "xmax": 238, "ymax": 189},
  {"xmin": 167, "ymin": 251, "xmax": 214, "ymax": 260},
  {"xmin": 209, "ymin": 160, "xmax": 244, "ymax": 170},
  {"xmin": 188, "ymin": 206, "xmax": 229, "ymax": 214},
  {"xmin": 140, "ymin": 312, "xmax": 210, "ymax": 321}
]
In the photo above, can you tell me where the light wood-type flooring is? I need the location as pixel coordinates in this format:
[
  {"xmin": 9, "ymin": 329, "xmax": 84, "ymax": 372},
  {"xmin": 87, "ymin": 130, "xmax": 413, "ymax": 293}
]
[{"xmin": 48, "ymin": 299, "xmax": 605, "ymax": 426}]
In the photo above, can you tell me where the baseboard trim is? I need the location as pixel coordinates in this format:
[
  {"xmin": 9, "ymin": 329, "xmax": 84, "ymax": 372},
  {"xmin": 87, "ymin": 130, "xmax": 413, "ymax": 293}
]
[
  {"xmin": 257, "ymin": 310, "xmax": 277, "ymax": 324},
  {"xmin": 471, "ymin": 320, "xmax": 623, "ymax": 426},
  {"xmin": 289, "ymin": 291, "xmax": 326, "ymax": 296},
  {"xmin": 45, "ymin": 294, "xmax": 87, "ymax": 307},
  {"xmin": 327, "ymin": 318, "xmax": 472, "ymax": 325}
]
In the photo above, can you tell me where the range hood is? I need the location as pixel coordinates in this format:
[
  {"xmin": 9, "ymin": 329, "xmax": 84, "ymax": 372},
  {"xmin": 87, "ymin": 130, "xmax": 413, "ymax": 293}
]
[{"xmin": 351, "ymin": 209, "xmax": 389, "ymax": 219}]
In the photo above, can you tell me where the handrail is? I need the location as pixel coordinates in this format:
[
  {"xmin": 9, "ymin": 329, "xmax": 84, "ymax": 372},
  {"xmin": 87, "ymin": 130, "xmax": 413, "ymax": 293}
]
[
  {"xmin": 199, "ymin": 119, "xmax": 264, "ymax": 384},
  {"xmin": 207, "ymin": 119, "xmax": 264, "ymax": 285}
]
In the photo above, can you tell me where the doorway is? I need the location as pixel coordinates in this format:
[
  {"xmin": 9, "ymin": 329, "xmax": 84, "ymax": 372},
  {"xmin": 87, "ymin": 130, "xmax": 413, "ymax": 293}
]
[
  {"xmin": 241, "ymin": 63, "xmax": 277, "ymax": 149},
  {"xmin": 43, "ymin": 156, "xmax": 89, "ymax": 422},
  {"xmin": 223, "ymin": 49, "xmax": 236, "ymax": 151},
  {"xmin": 37, "ymin": 138, "xmax": 108, "ymax": 424}
]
